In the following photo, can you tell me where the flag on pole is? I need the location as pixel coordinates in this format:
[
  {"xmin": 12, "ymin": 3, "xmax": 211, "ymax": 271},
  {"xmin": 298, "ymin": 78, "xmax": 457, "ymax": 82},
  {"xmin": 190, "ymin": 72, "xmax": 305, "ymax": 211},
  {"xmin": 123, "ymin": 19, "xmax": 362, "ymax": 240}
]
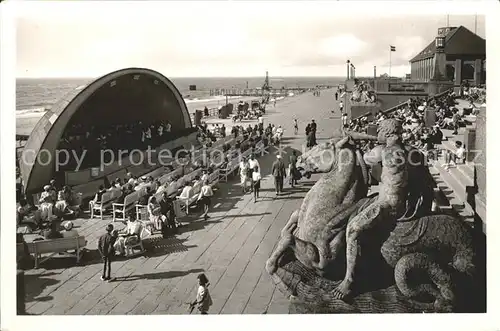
[{"xmin": 390, "ymin": 45, "xmax": 396, "ymax": 52}]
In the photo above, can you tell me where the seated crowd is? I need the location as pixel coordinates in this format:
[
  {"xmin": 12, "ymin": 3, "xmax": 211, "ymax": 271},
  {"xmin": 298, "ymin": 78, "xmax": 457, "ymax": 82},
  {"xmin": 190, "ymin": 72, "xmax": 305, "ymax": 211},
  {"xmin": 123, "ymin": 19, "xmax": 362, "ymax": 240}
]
[
  {"xmin": 346, "ymin": 90, "xmax": 473, "ymax": 171},
  {"xmin": 58, "ymin": 120, "xmax": 198, "ymax": 170},
  {"xmin": 17, "ymin": 120, "xmax": 268, "ymax": 236}
]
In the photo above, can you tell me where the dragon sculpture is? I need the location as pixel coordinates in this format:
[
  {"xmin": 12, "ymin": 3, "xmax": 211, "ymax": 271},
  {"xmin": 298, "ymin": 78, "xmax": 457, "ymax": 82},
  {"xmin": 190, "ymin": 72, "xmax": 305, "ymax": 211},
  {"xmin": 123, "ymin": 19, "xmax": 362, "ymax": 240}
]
[{"xmin": 266, "ymin": 121, "xmax": 484, "ymax": 313}]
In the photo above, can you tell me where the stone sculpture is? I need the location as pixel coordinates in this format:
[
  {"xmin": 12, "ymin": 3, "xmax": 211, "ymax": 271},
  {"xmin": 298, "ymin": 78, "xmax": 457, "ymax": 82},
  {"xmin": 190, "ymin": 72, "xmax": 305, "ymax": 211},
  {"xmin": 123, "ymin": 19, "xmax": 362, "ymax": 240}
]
[{"xmin": 266, "ymin": 120, "xmax": 484, "ymax": 313}]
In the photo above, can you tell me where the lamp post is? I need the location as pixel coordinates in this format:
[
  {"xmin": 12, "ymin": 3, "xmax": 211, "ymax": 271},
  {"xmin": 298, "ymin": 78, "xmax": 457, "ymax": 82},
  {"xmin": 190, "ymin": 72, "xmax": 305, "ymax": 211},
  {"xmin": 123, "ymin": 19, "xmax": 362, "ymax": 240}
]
[{"xmin": 347, "ymin": 60, "xmax": 351, "ymax": 80}]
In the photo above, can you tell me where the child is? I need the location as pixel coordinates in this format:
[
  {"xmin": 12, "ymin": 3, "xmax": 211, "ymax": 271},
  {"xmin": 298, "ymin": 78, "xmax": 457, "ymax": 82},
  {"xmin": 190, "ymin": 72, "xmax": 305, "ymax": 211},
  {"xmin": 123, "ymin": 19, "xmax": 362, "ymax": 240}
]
[
  {"xmin": 189, "ymin": 273, "xmax": 213, "ymax": 314},
  {"xmin": 252, "ymin": 166, "xmax": 261, "ymax": 202},
  {"xmin": 98, "ymin": 224, "xmax": 116, "ymax": 281}
]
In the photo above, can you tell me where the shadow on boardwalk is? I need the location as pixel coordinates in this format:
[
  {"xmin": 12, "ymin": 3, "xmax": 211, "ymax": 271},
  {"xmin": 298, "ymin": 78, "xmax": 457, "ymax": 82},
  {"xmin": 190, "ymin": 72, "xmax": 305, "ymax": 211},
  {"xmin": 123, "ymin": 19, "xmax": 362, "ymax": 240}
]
[
  {"xmin": 145, "ymin": 236, "xmax": 198, "ymax": 257},
  {"xmin": 115, "ymin": 268, "xmax": 205, "ymax": 282},
  {"xmin": 24, "ymin": 272, "xmax": 59, "ymax": 303}
]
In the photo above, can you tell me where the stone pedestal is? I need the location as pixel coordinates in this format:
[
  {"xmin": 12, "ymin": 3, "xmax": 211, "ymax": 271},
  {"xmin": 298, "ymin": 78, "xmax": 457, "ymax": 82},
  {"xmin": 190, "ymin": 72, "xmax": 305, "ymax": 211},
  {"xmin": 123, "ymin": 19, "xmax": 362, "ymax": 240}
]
[
  {"xmin": 463, "ymin": 128, "xmax": 477, "ymax": 163},
  {"xmin": 424, "ymin": 108, "xmax": 436, "ymax": 127}
]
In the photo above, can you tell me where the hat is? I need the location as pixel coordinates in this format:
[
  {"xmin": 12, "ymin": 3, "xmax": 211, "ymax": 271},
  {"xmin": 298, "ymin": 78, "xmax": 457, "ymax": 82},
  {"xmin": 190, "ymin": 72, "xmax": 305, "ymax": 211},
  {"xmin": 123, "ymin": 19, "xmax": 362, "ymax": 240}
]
[
  {"xmin": 277, "ymin": 155, "xmax": 282, "ymax": 159},
  {"xmin": 43, "ymin": 185, "xmax": 51, "ymax": 190},
  {"xmin": 141, "ymin": 176, "xmax": 147, "ymax": 180},
  {"xmin": 63, "ymin": 221, "xmax": 74, "ymax": 231}
]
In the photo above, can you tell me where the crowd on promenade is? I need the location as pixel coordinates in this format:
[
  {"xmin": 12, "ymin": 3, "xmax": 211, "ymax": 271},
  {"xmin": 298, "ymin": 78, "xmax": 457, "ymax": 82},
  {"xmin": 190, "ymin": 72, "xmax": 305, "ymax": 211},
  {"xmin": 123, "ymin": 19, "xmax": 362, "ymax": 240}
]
[{"xmin": 16, "ymin": 113, "xmax": 295, "ymax": 233}]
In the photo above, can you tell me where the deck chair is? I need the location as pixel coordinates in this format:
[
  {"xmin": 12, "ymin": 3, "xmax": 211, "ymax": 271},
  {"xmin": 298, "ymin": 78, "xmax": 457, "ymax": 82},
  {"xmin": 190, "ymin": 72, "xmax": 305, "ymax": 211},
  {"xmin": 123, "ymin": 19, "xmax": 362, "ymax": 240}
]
[
  {"xmin": 123, "ymin": 221, "xmax": 151, "ymax": 257},
  {"xmin": 89, "ymin": 191, "xmax": 113, "ymax": 219}
]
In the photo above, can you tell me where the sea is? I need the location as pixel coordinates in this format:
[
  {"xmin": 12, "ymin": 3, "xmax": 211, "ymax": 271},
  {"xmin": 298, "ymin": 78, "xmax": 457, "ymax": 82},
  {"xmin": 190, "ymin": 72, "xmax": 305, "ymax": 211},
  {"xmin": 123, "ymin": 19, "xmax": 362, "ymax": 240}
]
[{"xmin": 16, "ymin": 76, "xmax": 344, "ymax": 136}]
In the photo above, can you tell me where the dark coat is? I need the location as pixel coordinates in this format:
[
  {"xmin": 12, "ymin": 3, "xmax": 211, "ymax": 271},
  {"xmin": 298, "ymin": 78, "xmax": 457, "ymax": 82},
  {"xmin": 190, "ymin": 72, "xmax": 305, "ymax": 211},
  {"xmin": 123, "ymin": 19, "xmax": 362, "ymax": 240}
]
[
  {"xmin": 272, "ymin": 159, "xmax": 286, "ymax": 178},
  {"xmin": 98, "ymin": 233, "xmax": 116, "ymax": 258}
]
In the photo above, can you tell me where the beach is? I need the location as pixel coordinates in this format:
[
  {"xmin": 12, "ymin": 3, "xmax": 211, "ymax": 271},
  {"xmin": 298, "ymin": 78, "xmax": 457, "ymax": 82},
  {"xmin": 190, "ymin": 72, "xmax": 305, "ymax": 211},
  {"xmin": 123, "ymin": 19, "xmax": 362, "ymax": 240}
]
[{"xmin": 16, "ymin": 75, "xmax": 343, "ymax": 137}]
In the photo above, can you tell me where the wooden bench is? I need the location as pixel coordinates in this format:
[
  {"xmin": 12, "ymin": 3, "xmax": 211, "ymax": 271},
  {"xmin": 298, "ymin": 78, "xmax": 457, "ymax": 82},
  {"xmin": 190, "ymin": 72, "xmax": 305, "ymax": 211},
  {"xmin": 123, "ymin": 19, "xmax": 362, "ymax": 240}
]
[
  {"xmin": 219, "ymin": 158, "xmax": 239, "ymax": 182},
  {"xmin": 207, "ymin": 169, "xmax": 220, "ymax": 188},
  {"xmin": 126, "ymin": 164, "xmax": 150, "ymax": 178},
  {"xmin": 89, "ymin": 189, "xmax": 122, "ymax": 219},
  {"xmin": 73, "ymin": 179, "xmax": 106, "ymax": 202},
  {"xmin": 183, "ymin": 168, "xmax": 203, "ymax": 183},
  {"xmin": 255, "ymin": 140, "xmax": 266, "ymax": 155},
  {"xmin": 142, "ymin": 166, "xmax": 167, "ymax": 180},
  {"xmin": 107, "ymin": 168, "xmax": 128, "ymax": 184},
  {"xmin": 157, "ymin": 166, "xmax": 184, "ymax": 185},
  {"xmin": 26, "ymin": 236, "xmax": 87, "ymax": 269},
  {"xmin": 112, "ymin": 187, "xmax": 148, "ymax": 222},
  {"xmin": 178, "ymin": 181, "xmax": 202, "ymax": 215}
]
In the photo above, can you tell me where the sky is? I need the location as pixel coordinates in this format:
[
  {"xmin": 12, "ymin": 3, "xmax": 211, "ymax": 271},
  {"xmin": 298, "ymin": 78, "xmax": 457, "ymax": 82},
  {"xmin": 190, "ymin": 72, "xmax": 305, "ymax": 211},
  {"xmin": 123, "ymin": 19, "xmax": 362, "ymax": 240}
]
[{"xmin": 15, "ymin": 1, "xmax": 486, "ymax": 78}]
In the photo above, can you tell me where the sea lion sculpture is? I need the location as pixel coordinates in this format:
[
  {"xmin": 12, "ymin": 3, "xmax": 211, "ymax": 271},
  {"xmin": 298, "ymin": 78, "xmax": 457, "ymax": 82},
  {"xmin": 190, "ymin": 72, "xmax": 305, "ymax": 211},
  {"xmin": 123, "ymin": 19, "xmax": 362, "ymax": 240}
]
[{"xmin": 266, "ymin": 128, "xmax": 483, "ymax": 313}]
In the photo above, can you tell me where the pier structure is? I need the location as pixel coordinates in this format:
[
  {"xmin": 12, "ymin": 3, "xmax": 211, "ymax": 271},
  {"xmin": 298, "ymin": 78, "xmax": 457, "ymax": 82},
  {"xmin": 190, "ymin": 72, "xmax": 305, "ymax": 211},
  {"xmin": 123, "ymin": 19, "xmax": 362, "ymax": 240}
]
[{"xmin": 209, "ymin": 87, "xmax": 311, "ymax": 97}]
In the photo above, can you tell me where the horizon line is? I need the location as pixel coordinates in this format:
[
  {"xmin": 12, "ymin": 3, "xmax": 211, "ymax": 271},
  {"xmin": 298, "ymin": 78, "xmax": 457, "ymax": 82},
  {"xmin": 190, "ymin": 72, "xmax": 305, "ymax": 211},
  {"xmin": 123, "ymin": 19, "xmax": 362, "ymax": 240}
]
[{"xmin": 16, "ymin": 74, "xmax": 400, "ymax": 80}]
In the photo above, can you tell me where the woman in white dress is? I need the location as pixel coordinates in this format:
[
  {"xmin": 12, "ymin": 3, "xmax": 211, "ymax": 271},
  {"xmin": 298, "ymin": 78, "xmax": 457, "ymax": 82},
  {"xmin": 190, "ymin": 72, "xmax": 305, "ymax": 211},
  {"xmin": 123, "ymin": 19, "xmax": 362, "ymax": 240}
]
[
  {"xmin": 147, "ymin": 196, "xmax": 166, "ymax": 231},
  {"xmin": 39, "ymin": 185, "xmax": 56, "ymax": 220},
  {"xmin": 239, "ymin": 158, "xmax": 249, "ymax": 193}
]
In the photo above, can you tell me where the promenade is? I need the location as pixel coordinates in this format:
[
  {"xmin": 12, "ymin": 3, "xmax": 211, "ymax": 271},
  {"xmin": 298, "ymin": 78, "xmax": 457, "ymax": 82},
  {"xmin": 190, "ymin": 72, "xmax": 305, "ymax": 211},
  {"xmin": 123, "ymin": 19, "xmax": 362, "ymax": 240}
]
[{"xmin": 23, "ymin": 89, "xmax": 342, "ymax": 315}]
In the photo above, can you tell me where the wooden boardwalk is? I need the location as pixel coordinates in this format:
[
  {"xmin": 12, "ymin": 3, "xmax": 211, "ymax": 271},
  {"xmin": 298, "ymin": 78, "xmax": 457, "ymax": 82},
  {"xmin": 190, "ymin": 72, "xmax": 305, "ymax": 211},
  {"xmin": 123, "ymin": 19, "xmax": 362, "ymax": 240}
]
[{"xmin": 23, "ymin": 89, "xmax": 342, "ymax": 315}]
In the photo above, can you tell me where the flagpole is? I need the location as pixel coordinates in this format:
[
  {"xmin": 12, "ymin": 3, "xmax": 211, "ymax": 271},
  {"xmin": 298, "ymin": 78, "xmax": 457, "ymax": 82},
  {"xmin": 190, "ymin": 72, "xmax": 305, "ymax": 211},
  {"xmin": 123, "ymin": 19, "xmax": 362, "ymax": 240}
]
[{"xmin": 389, "ymin": 46, "xmax": 392, "ymax": 78}]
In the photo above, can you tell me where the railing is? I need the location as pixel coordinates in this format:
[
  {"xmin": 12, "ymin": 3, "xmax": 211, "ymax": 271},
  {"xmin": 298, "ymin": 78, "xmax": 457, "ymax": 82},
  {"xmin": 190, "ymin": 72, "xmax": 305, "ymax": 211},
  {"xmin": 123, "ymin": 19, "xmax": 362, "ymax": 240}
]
[{"xmin": 351, "ymin": 87, "xmax": 455, "ymax": 121}]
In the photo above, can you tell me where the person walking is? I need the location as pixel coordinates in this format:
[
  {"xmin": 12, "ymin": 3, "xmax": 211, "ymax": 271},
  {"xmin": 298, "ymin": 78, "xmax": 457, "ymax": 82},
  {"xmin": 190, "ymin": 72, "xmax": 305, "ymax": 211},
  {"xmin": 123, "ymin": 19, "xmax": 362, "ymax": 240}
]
[
  {"xmin": 248, "ymin": 154, "xmax": 260, "ymax": 174},
  {"xmin": 342, "ymin": 112, "xmax": 348, "ymax": 127},
  {"xmin": 288, "ymin": 150, "xmax": 299, "ymax": 187},
  {"xmin": 252, "ymin": 166, "xmax": 261, "ymax": 202},
  {"xmin": 239, "ymin": 158, "xmax": 250, "ymax": 193},
  {"xmin": 293, "ymin": 119, "xmax": 298, "ymax": 135},
  {"xmin": 271, "ymin": 155, "xmax": 287, "ymax": 196},
  {"xmin": 335, "ymin": 91, "xmax": 338, "ymax": 101},
  {"xmin": 310, "ymin": 119, "xmax": 317, "ymax": 146},
  {"xmin": 98, "ymin": 224, "xmax": 116, "ymax": 281},
  {"xmin": 189, "ymin": 273, "xmax": 213, "ymax": 315},
  {"xmin": 339, "ymin": 100, "xmax": 344, "ymax": 113},
  {"xmin": 197, "ymin": 179, "xmax": 214, "ymax": 220}
]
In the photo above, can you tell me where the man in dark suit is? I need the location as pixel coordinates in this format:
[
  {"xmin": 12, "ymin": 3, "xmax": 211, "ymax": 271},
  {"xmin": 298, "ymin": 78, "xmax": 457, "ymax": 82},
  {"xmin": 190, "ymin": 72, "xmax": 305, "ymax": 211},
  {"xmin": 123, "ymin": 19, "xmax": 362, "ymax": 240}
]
[
  {"xmin": 310, "ymin": 120, "xmax": 317, "ymax": 146},
  {"xmin": 271, "ymin": 155, "xmax": 287, "ymax": 195},
  {"xmin": 159, "ymin": 192, "xmax": 176, "ymax": 236},
  {"xmin": 98, "ymin": 224, "xmax": 116, "ymax": 281}
]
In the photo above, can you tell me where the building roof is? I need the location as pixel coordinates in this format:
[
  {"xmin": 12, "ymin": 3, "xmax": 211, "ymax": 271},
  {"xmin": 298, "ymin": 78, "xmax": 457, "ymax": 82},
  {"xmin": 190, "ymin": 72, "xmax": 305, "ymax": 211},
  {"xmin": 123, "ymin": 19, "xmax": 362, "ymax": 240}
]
[
  {"xmin": 19, "ymin": 68, "xmax": 192, "ymax": 194},
  {"xmin": 410, "ymin": 26, "xmax": 486, "ymax": 62}
]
